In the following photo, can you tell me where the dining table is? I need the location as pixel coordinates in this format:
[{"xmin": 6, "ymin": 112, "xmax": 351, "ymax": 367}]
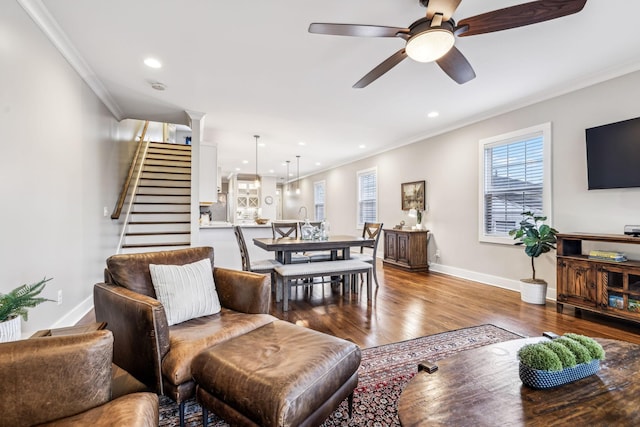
[{"xmin": 252, "ymin": 234, "xmax": 374, "ymax": 264}]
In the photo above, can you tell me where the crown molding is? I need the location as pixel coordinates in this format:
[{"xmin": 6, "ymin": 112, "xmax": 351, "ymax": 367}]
[{"xmin": 17, "ymin": 0, "xmax": 124, "ymax": 120}]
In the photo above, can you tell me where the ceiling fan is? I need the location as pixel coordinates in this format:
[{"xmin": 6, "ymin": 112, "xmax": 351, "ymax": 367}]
[{"xmin": 309, "ymin": 0, "xmax": 587, "ymax": 88}]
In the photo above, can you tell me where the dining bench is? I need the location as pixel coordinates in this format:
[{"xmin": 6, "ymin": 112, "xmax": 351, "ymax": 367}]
[{"xmin": 274, "ymin": 259, "xmax": 372, "ymax": 311}]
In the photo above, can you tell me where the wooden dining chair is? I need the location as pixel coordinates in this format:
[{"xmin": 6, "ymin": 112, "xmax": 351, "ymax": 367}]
[
  {"xmin": 350, "ymin": 222, "xmax": 384, "ymax": 287},
  {"xmin": 272, "ymin": 222, "xmax": 299, "ymax": 238},
  {"xmin": 271, "ymin": 222, "xmax": 310, "ymax": 263},
  {"xmin": 234, "ymin": 226, "xmax": 283, "ymax": 299}
]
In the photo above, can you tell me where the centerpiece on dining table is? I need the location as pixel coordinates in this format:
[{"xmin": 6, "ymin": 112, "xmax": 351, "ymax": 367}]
[{"xmin": 301, "ymin": 219, "xmax": 329, "ymax": 240}]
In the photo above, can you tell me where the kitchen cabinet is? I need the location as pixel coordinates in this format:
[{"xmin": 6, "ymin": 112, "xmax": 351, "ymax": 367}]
[
  {"xmin": 383, "ymin": 229, "xmax": 429, "ymax": 272},
  {"xmin": 236, "ymin": 181, "xmax": 259, "ymax": 209},
  {"xmin": 556, "ymin": 233, "xmax": 640, "ymax": 324}
]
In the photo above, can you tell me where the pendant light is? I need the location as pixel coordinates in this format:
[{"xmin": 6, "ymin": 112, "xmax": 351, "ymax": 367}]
[
  {"xmin": 285, "ymin": 160, "xmax": 291, "ymax": 195},
  {"xmin": 254, "ymin": 135, "xmax": 260, "ymax": 188},
  {"xmin": 295, "ymin": 155, "xmax": 301, "ymax": 195}
]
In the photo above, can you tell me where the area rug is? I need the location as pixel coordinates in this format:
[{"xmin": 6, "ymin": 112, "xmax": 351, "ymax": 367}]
[{"xmin": 158, "ymin": 324, "xmax": 522, "ymax": 426}]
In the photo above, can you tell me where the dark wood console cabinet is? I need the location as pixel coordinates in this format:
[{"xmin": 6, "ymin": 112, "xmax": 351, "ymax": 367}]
[
  {"xmin": 383, "ymin": 229, "xmax": 429, "ymax": 272},
  {"xmin": 557, "ymin": 233, "xmax": 640, "ymax": 324}
]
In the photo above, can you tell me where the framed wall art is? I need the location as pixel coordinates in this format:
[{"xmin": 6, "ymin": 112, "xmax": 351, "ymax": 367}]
[{"xmin": 401, "ymin": 180, "xmax": 426, "ymax": 211}]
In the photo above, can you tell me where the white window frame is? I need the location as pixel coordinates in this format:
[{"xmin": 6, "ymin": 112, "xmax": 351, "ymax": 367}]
[
  {"xmin": 357, "ymin": 167, "xmax": 378, "ymax": 228},
  {"xmin": 478, "ymin": 122, "xmax": 552, "ymax": 244},
  {"xmin": 313, "ymin": 180, "xmax": 326, "ymax": 221}
]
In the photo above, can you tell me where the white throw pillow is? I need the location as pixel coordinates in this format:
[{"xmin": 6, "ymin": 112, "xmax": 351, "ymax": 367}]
[{"xmin": 149, "ymin": 258, "xmax": 221, "ymax": 326}]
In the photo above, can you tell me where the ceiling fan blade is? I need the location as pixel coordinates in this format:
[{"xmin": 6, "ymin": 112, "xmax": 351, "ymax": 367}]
[
  {"xmin": 425, "ymin": 0, "xmax": 462, "ymax": 21},
  {"xmin": 457, "ymin": 0, "xmax": 587, "ymax": 37},
  {"xmin": 353, "ymin": 49, "xmax": 408, "ymax": 88},
  {"xmin": 309, "ymin": 23, "xmax": 409, "ymax": 38},
  {"xmin": 436, "ymin": 47, "xmax": 476, "ymax": 84}
]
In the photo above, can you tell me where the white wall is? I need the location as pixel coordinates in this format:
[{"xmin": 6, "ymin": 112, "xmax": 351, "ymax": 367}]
[
  {"xmin": 0, "ymin": 2, "xmax": 141, "ymax": 333},
  {"xmin": 287, "ymin": 69, "xmax": 640, "ymax": 298}
]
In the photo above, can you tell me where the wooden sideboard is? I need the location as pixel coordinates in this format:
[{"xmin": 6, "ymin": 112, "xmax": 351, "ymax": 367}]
[
  {"xmin": 557, "ymin": 232, "xmax": 640, "ymax": 324},
  {"xmin": 383, "ymin": 229, "xmax": 429, "ymax": 272}
]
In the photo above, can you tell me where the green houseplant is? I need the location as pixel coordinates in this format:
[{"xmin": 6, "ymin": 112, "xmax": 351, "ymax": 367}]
[
  {"xmin": 0, "ymin": 277, "xmax": 53, "ymax": 342},
  {"xmin": 509, "ymin": 212, "xmax": 558, "ymax": 304}
]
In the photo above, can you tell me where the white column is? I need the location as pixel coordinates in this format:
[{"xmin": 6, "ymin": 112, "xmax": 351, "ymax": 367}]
[{"xmin": 186, "ymin": 110, "xmax": 206, "ymax": 246}]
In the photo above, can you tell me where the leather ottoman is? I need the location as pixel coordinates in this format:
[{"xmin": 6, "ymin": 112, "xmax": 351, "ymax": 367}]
[{"xmin": 191, "ymin": 320, "xmax": 361, "ymax": 427}]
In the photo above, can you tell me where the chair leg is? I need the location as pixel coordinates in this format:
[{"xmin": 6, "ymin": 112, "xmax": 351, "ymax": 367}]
[
  {"xmin": 179, "ymin": 401, "xmax": 186, "ymax": 427},
  {"xmin": 348, "ymin": 391, "xmax": 354, "ymax": 418},
  {"xmin": 203, "ymin": 406, "xmax": 209, "ymax": 427},
  {"xmin": 372, "ymin": 261, "xmax": 379, "ymax": 287}
]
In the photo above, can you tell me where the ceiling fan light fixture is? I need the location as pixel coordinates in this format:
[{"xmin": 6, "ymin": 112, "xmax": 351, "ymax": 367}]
[{"xmin": 405, "ymin": 29, "xmax": 455, "ymax": 63}]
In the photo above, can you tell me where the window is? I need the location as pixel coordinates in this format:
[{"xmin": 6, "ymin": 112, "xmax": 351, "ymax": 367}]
[
  {"xmin": 314, "ymin": 180, "xmax": 326, "ymax": 221},
  {"xmin": 479, "ymin": 123, "xmax": 552, "ymax": 244},
  {"xmin": 357, "ymin": 168, "xmax": 377, "ymax": 227}
]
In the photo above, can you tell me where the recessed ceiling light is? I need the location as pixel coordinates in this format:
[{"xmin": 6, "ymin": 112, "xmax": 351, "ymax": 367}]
[
  {"xmin": 427, "ymin": 111, "xmax": 439, "ymax": 118},
  {"xmin": 359, "ymin": 144, "xmax": 366, "ymax": 149},
  {"xmin": 269, "ymin": 169, "xmax": 275, "ymax": 173},
  {"xmin": 298, "ymin": 141, "xmax": 306, "ymax": 146},
  {"xmin": 258, "ymin": 142, "xmax": 266, "ymax": 147},
  {"xmin": 242, "ymin": 160, "xmax": 249, "ymax": 164},
  {"xmin": 235, "ymin": 167, "xmax": 241, "ymax": 171},
  {"xmin": 144, "ymin": 57, "xmax": 162, "ymax": 69},
  {"xmin": 315, "ymin": 162, "xmax": 321, "ymax": 166}
]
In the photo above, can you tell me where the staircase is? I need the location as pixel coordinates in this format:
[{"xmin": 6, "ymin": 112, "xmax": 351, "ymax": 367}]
[{"xmin": 120, "ymin": 142, "xmax": 192, "ymax": 253}]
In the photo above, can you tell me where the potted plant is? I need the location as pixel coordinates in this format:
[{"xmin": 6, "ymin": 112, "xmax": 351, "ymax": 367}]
[
  {"xmin": 409, "ymin": 208, "xmax": 424, "ymax": 230},
  {"xmin": 509, "ymin": 212, "xmax": 558, "ymax": 304},
  {"xmin": 0, "ymin": 277, "xmax": 53, "ymax": 342},
  {"xmin": 518, "ymin": 333, "xmax": 605, "ymax": 388}
]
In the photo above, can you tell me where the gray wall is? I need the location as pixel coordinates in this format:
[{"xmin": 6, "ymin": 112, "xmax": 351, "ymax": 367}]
[
  {"xmin": 0, "ymin": 1, "xmax": 140, "ymax": 333},
  {"xmin": 288, "ymin": 70, "xmax": 640, "ymax": 298}
]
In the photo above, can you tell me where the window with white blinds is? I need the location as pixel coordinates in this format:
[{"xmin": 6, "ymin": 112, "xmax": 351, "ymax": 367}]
[
  {"xmin": 479, "ymin": 123, "xmax": 552, "ymax": 244},
  {"xmin": 314, "ymin": 180, "xmax": 326, "ymax": 221},
  {"xmin": 357, "ymin": 168, "xmax": 377, "ymax": 227}
]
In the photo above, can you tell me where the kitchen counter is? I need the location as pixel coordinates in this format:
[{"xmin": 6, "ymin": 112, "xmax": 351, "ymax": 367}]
[
  {"xmin": 199, "ymin": 222, "xmax": 272, "ymax": 229},
  {"xmin": 199, "ymin": 224, "xmax": 275, "ymax": 269}
]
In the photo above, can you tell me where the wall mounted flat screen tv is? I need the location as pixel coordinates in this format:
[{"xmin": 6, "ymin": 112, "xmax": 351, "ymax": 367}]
[{"xmin": 586, "ymin": 116, "xmax": 640, "ymax": 189}]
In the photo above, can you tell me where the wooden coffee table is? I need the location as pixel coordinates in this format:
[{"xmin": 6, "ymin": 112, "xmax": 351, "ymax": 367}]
[{"xmin": 398, "ymin": 337, "xmax": 640, "ymax": 426}]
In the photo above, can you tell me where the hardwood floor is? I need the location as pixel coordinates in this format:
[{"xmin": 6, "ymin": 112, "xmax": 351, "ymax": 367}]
[
  {"xmin": 268, "ymin": 261, "xmax": 640, "ymax": 348},
  {"xmin": 80, "ymin": 260, "xmax": 640, "ymax": 348}
]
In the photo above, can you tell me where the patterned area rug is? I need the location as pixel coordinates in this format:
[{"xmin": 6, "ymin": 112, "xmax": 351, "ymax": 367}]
[{"xmin": 159, "ymin": 324, "xmax": 522, "ymax": 426}]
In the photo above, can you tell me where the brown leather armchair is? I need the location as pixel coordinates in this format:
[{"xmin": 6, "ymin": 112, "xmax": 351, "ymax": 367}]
[
  {"xmin": 93, "ymin": 246, "xmax": 275, "ymax": 426},
  {"xmin": 0, "ymin": 330, "xmax": 158, "ymax": 426}
]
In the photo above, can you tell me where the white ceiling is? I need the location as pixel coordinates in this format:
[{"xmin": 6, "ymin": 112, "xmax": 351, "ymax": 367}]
[{"xmin": 25, "ymin": 0, "xmax": 640, "ymax": 180}]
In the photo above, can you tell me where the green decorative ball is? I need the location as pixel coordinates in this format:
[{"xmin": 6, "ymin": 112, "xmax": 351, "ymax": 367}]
[
  {"xmin": 555, "ymin": 337, "xmax": 592, "ymax": 364},
  {"xmin": 564, "ymin": 333, "xmax": 606, "ymax": 360},
  {"xmin": 543, "ymin": 341, "xmax": 577, "ymax": 368},
  {"xmin": 518, "ymin": 344, "xmax": 563, "ymax": 371}
]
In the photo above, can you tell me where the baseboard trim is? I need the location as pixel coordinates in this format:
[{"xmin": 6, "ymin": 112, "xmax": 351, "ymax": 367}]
[{"xmin": 429, "ymin": 263, "xmax": 557, "ymax": 301}]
